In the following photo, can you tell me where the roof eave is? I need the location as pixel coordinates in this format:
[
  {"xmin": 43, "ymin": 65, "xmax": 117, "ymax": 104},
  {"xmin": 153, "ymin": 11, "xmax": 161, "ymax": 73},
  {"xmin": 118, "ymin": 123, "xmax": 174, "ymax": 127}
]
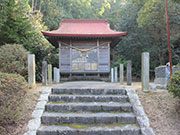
[{"xmin": 41, "ymin": 31, "xmax": 127, "ymax": 38}]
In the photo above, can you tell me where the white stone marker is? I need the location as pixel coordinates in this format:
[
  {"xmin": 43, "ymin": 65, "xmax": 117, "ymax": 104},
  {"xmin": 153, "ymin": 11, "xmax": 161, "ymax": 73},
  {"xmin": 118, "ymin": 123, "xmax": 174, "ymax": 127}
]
[
  {"xmin": 56, "ymin": 68, "xmax": 60, "ymax": 83},
  {"xmin": 28, "ymin": 54, "xmax": 36, "ymax": 88},
  {"xmin": 53, "ymin": 67, "xmax": 57, "ymax": 83},
  {"xmin": 114, "ymin": 67, "xmax": 118, "ymax": 82},
  {"xmin": 127, "ymin": 60, "xmax": 132, "ymax": 85},
  {"xmin": 142, "ymin": 52, "xmax": 150, "ymax": 92},
  {"xmin": 42, "ymin": 61, "xmax": 48, "ymax": 85},
  {"xmin": 119, "ymin": 64, "xmax": 124, "ymax": 85},
  {"xmin": 48, "ymin": 64, "xmax": 52, "ymax": 84},
  {"xmin": 111, "ymin": 68, "xmax": 114, "ymax": 82}
]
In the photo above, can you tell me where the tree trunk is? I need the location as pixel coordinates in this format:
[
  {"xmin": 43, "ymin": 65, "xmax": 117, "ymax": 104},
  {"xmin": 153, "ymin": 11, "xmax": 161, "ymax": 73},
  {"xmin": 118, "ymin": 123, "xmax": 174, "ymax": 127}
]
[
  {"xmin": 35, "ymin": 0, "xmax": 38, "ymax": 10},
  {"xmin": 39, "ymin": 0, "xmax": 42, "ymax": 11},
  {"xmin": 32, "ymin": 0, "xmax": 34, "ymax": 11}
]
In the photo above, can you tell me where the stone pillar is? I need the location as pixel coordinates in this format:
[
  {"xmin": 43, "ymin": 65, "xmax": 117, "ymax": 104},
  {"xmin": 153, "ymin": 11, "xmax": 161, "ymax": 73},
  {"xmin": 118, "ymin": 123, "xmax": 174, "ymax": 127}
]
[
  {"xmin": 53, "ymin": 67, "xmax": 57, "ymax": 83},
  {"xmin": 114, "ymin": 67, "xmax": 118, "ymax": 82},
  {"xmin": 111, "ymin": 68, "xmax": 114, "ymax": 82},
  {"xmin": 42, "ymin": 61, "xmax": 48, "ymax": 85},
  {"xmin": 142, "ymin": 52, "xmax": 150, "ymax": 91},
  {"xmin": 119, "ymin": 64, "xmax": 124, "ymax": 85},
  {"xmin": 28, "ymin": 54, "xmax": 36, "ymax": 88},
  {"xmin": 127, "ymin": 60, "xmax": 132, "ymax": 85},
  {"xmin": 48, "ymin": 64, "xmax": 52, "ymax": 84},
  {"xmin": 56, "ymin": 68, "xmax": 60, "ymax": 83}
]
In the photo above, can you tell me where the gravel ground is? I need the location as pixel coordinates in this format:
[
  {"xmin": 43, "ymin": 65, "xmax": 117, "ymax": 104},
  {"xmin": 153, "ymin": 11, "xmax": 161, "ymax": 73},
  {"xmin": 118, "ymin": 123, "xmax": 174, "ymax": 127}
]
[
  {"xmin": 123, "ymin": 82, "xmax": 180, "ymax": 135},
  {"xmin": 1, "ymin": 82, "xmax": 180, "ymax": 135}
]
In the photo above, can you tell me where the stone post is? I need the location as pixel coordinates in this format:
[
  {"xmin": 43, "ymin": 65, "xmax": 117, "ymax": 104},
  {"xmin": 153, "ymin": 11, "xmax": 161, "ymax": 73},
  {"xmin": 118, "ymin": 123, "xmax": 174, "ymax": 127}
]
[
  {"xmin": 119, "ymin": 64, "xmax": 124, "ymax": 85},
  {"xmin": 111, "ymin": 68, "xmax": 114, "ymax": 82},
  {"xmin": 56, "ymin": 68, "xmax": 60, "ymax": 83},
  {"xmin": 142, "ymin": 52, "xmax": 150, "ymax": 91},
  {"xmin": 28, "ymin": 54, "xmax": 36, "ymax": 88},
  {"xmin": 114, "ymin": 67, "xmax": 118, "ymax": 82},
  {"xmin": 48, "ymin": 64, "xmax": 52, "ymax": 84},
  {"xmin": 53, "ymin": 67, "xmax": 57, "ymax": 83},
  {"xmin": 127, "ymin": 60, "xmax": 132, "ymax": 85},
  {"xmin": 42, "ymin": 61, "xmax": 48, "ymax": 85}
]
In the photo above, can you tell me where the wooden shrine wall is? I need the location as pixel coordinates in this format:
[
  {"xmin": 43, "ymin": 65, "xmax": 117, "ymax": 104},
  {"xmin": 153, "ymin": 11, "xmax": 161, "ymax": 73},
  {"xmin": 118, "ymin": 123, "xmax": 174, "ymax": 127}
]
[{"xmin": 59, "ymin": 39, "xmax": 110, "ymax": 73}]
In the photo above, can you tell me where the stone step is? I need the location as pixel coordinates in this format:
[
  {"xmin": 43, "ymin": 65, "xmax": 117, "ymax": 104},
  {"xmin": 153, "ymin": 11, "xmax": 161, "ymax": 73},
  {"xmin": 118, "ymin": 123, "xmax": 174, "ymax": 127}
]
[
  {"xmin": 41, "ymin": 112, "xmax": 136, "ymax": 125},
  {"xmin": 49, "ymin": 95, "xmax": 129, "ymax": 102},
  {"xmin": 52, "ymin": 88, "xmax": 126, "ymax": 95},
  {"xmin": 45, "ymin": 102, "xmax": 132, "ymax": 112},
  {"xmin": 37, "ymin": 124, "xmax": 140, "ymax": 135}
]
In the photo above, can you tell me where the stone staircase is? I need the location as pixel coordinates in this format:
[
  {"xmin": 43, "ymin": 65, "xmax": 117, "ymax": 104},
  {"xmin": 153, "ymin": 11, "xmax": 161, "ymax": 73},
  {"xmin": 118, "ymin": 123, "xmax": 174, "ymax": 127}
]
[{"xmin": 37, "ymin": 88, "xmax": 141, "ymax": 135}]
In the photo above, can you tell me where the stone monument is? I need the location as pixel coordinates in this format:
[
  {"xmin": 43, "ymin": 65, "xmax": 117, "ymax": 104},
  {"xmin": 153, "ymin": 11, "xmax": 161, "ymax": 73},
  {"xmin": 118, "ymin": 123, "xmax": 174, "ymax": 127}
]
[
  {"xmin": 141, "ymin": 52, "xmax": 149, "ymax": 92},
  {"xmin": 42, "ymin": 61, "xmax": 48, "ymax": 85},
  {"xmin": 48, "ymin": 64, "xmax": 52, "ymax": 84},
  {"xmin": 114, "ymin": 67, "xmax": 118, "ymax": 82},
  {"xmin": 127, "ymin": 60, "xmax": 132, "ymax": 85},
  {"xmin": 28, "ymin": 54, "xmax": 36, "ymax": 88},
  {"xmin": 56, "ymin": 68, "xmax": 60, "ymax": 83},
  {"xmin": 154, "ymin": 64, "xmax": 180, "ymax": 88},
  {"xmin": 119, "ymin": 64, "xmax": 124, "ymax": 85},
  {"xmin": 111, "ymin": 68, "xmax": 114, "ymax": 82},
  {"xmin": 53, "ymin": 67, "xmax": 57, "ymax": 83}
]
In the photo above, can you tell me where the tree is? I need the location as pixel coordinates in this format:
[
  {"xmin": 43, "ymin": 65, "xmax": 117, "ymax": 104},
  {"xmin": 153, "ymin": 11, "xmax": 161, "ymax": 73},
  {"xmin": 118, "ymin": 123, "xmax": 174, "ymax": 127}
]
[
  {"xmin": 0, "ymin": 0, "xmax": 53, "ymax": 81},
  {"xmin": 136, "ymin": 0, "xmax": 180, "ymax": 65}
]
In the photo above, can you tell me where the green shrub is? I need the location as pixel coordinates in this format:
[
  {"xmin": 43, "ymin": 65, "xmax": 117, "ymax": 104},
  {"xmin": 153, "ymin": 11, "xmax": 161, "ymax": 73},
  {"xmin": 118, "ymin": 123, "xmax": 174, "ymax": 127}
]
[
  {"xmin": 0, "ymin": 44, "xmax": 29, "ymax": 80},
  {"xmin": 0, "ymin": 72, "xmax": 28, "ymax": 125},
  {"xmin": 168, "ymin": 70, "xmax": 180, "ymax": 98}
]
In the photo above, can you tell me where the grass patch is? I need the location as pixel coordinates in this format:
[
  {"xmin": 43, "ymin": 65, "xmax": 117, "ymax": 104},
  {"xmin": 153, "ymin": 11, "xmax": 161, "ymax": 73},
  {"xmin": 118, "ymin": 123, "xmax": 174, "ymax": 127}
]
[{"xmin": 55, "ymin": 123, "xmax": 139, "ymax": 129}]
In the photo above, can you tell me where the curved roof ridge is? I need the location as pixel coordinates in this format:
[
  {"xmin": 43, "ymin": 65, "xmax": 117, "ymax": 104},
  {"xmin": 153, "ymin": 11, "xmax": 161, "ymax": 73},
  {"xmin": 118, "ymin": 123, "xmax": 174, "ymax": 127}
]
[
  {"xmin": 62, "ymin": 19, "xmax": 108, "ymax": 23},
  {"xmin": 42, "ymin": 19, "xmax": 127, "ymax": 37}
]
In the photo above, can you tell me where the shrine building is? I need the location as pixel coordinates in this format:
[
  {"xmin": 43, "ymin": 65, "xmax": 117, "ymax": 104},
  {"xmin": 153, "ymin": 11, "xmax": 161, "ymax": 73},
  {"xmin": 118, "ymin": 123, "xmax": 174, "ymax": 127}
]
[{"xmin": 42, "ymin": 19, "xmax": 127, "ymax": 81}]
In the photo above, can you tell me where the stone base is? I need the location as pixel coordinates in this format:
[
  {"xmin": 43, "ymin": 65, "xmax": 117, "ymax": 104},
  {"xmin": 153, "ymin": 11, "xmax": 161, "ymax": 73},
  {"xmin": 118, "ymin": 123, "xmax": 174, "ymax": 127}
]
[{"xmin": 154, "ymin": 78, "xmax": 168, "ymax": 89}]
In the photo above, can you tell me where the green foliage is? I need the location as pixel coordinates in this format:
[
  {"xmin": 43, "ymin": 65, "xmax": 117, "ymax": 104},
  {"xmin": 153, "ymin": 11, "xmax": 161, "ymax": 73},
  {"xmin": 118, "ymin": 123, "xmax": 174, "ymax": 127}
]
[
  {"xmin": 168, "ymin": 70, "xmax": 180, "ymax": 98},
  {"xmin": 113, "ymin": 0, "xmax": 180, "ymax": 77},
  {"xmin": 0, "ymin": 44, "xmax": 29, "ymax": 80},
  {"xmin": 172, "ymin": 35, "xmax": 180, "ymax": 64},
  {"xmin": 137, "ymin": 0, "xmax": 165, "ymax": 28},
  {"xmin": 0, "ymin": 0, "xmax": 53, "ymax": 81},
  {"xmin": 0, "ymin": 72, "xmax": 28, "ymax": 125},
  {"xmin": 112, "ymin": 59, "xmax": 126, "ymax": 68},
  {"xmin": 112, "ymin": 2, "xmax": 154, "ymax": 77}
]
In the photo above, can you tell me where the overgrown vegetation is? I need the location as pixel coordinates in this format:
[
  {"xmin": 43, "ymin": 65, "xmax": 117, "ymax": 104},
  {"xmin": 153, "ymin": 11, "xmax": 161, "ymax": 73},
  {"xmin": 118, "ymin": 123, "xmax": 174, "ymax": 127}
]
[
  {"xmin": 0, "ymin": 44, "xmax": 29, "ymax": 80},
  {"xmin": 0, "ymin": 73, "xmax": 28, "ymax": 125},
  {"xmin": 168, "ymin": 70, "xmax": 180, "ymax": 98}
]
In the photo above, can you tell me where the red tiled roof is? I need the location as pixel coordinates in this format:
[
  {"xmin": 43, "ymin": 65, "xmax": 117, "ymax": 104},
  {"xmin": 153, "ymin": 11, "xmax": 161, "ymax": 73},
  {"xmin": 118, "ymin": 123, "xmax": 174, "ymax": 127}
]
[{"xmin": 42, "ymin": 19, "xmax": 127, "ymax": 37}]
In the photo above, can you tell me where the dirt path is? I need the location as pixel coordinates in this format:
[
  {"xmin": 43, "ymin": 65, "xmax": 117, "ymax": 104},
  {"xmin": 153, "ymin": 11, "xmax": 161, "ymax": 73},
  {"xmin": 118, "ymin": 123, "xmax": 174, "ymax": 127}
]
[{"xmin": 123, "ymin": 82, "xmax": 180, "ymax": 135}]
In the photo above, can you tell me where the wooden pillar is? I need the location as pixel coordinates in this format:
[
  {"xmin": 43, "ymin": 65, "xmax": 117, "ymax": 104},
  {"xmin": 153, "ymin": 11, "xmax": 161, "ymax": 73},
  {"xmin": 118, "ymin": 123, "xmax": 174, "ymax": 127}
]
[
  {"xmin": 59, "ymin": 41, "xmax": 61, "ymax": 82},
  {"xmin": 70, "ymin": 40, "xmax": 72, "ymax": 80},
  {"xmin": 97, "ymin": 39, "xmax": 100, "ymax": 72},
  {"xmin": 108, "ymin": 42, "xmax": 110, "ymax": 72}
]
